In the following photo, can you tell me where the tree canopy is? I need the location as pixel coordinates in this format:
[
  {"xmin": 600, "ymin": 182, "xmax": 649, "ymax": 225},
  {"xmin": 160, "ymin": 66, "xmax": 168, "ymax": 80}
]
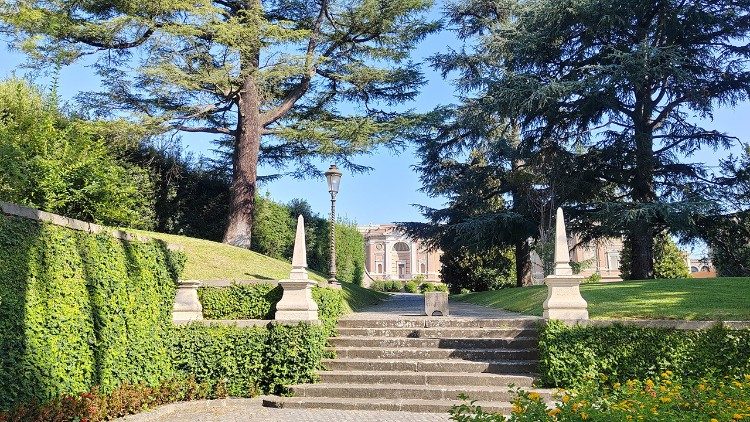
[
  {"xmin": 413, "ymin": 0, "xmax": 750, "ymax": 280},
  {"xmin": 1, "ymin": 0, "xmax": 438, "ymax": 247}
]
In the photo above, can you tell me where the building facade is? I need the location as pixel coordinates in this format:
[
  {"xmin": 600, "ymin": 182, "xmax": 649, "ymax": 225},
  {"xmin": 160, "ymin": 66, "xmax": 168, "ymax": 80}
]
[{"xmin": 358, "ymin": 224, "xmax": 443, "ymax": 284}]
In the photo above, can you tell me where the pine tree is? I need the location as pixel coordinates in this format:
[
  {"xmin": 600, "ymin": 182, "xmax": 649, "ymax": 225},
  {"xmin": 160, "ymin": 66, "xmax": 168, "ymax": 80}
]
[
  {"xmin": 458, "ymin": 0, "xmax": 750, "ymax": 279},
  {"xmin": 0, "ymin": 0, "xmax": 438, "ymax": 247}
]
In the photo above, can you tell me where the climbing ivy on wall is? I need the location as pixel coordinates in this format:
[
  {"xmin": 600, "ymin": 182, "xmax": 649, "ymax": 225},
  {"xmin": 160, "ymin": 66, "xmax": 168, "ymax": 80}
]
[{"xmin": 0, "ymin": 214, "xmax": 183, "ymax": 410}]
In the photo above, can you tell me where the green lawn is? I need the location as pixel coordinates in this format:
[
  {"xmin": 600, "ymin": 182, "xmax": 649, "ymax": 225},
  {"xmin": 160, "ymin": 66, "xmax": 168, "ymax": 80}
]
[
  {"xmin": 128, "ymin": 229, "xmax": 326, "ymax": 282},
  {"xmin": 454, "ymin": 278, "xmax": 750, "ymax": 320},
  {"xmin": 127, "ymin": 229, "xmax": 385, "ymax": 312}
]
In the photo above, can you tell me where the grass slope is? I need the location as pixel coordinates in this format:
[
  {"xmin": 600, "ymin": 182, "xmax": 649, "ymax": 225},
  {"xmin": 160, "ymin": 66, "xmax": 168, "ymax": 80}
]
[
  {"xmin": 128, "ymin": 229, "xmax": 326, "ymax": 282},
  {"xmin": 128, "ymin": 229, "xmax": 385, "ymax": 312},
  {"xmin": 454, "ymin": 278, "xmax": 750, "ymax": 320}
]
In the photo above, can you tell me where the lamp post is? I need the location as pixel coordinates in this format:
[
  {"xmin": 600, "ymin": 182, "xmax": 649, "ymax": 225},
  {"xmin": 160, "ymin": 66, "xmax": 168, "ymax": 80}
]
[{"xmin": 324, "ymin": 164, "xmax": 342, "ymax": 284}]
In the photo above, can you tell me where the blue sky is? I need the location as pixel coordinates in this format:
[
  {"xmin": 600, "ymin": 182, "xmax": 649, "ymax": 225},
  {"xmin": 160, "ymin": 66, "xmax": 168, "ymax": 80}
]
[{"xmin": 1, "ymin": 3, "xmax": 749, "ymax": 229}]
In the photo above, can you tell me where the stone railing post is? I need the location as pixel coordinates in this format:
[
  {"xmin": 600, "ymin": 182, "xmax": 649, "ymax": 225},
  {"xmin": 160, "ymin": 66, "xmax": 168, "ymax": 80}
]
[
  {"xmin": 543, "ymin": 208, "xmax": 589, "ymax": 321},
  {"xmin": 275, "ymin": 215, "xmax": 319, "ymax": 321},
  {"xmin": 173, "ymin": 280, "xmax": 203, "ymax": 322}
]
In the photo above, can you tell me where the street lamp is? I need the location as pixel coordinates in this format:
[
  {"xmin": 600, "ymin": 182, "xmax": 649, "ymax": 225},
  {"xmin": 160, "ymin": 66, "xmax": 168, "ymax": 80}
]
[{"xmin": 325, "ymin": 164, "xmax": 342, "ymax": 284}]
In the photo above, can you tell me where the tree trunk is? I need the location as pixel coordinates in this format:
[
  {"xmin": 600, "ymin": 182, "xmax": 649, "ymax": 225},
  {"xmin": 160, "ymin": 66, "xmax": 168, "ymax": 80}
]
[
  {"xmin": 223, "ymin": 71, "xmax": 263, "ymax": 248},
  {"xmin": 515, "ymin": 239, "xmax": 533, "ymax": 287},
  {"xmin": 629, "ymin": 100, "xmax": 656, "ymax": 279}
]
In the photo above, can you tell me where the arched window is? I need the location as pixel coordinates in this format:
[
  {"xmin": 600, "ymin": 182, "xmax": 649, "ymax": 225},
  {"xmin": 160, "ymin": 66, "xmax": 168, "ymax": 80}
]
[
  {"xmin": 701, "ymin": 266, "xmax": 710, "ymax": 272},
  {"xmin": 393, "ymin": 242, "xmax": 410, "ymax": 251},
  {"xmin": 376, "ymin": 263, "xmax": 383, "ymax": 273},
  {"xmin": 690, "ymin": 266, "xmax": 699, "ymax": 273},
  {"xmin": 420, "ymin": 263, "xmax": 426, "ymax": 273}
]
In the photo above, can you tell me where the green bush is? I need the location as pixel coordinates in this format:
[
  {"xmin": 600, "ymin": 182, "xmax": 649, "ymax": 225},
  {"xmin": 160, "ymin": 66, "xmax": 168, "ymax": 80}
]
[
  {"xmin": 420, "ymin": 282, "xmax": 449, "ymax": 293},
  {"xmin": 538, "ymin": 320, "xmax": 750, "ymax": 388},
  {"xmin": 197, "ymin": 284, "xmax": 344, "ymax": 335},
  {"xmin": 583, "ymin": 272, "xmax": 602, "ymax": 283},
  {"xmin": 198, "ymin": 284, "xmax": 283, "ymax": 320},
  {"xmin": 0, "ymin": 79, "xmax": 153, "ymax": 228},
  {"xmin": 0, "ymin": 215, "xmax": 182, "ymax": 410},
  {"xmin": 404, "ymin": 281, "xmax": 419, "ymax": 293},
  {"xmin": 371, "ymin": 279, "xmax": 403, "ymax": 292}
]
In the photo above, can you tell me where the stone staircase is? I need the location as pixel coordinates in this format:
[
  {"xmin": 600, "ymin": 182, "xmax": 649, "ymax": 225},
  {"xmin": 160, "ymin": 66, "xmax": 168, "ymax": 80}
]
[{"xmin": 263, "ymin": 316, "xmax": 552, "ymax": 413}]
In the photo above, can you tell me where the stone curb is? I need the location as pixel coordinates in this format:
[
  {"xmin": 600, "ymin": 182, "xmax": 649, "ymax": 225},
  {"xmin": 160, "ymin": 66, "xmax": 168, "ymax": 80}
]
[
  {"xmin": 174, "ymin": 319, "xmax": 321, "ymax": 327},
  {"xmin": 551, "ymin": 319, "xmax": 750, "ymax": 330},
  {"xmin": 0, "ymin": 201, "xmax": 180, "ymax": 249}
]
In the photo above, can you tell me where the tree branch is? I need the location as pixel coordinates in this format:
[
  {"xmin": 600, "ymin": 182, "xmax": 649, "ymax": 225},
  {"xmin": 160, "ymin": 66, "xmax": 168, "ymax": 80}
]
[{"xmin": 260, "ymin": 1, "xmax": 328, "ymax": 127}]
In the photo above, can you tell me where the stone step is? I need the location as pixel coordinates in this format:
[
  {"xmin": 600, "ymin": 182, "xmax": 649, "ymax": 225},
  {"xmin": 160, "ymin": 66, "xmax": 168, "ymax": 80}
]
[
  {"xmin": 337, "ymin": 317, "xmax": 540, "ymax": 329},
  {"xmin": 330, "ymin": 346, "xmax": 538, "ymax": 360},
  {"xmin": 329, "ymin": 336, "xmax": 538, "ymax": 349},
  {"xmin": 336, "ymin": 327, "xmax": 537, "ymax": 339},
  {"xmin": 323, "ymin": 358, "xmax": 538, "ymax": 375},
  {"xmin": 291, "ymin": 383, "xmax": 554, "ymax": 402},
  {"xmin": 318, "ymin": 370, "xmax": 536, "ymax": 387},
  {"xmin": 262, "ymin": 396, "xmax": 516, "ymax": 414}
]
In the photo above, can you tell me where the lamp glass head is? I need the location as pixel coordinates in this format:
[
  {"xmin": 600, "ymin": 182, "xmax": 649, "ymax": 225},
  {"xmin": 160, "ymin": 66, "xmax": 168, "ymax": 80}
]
[{"xmin": 325, "ymin": 164, "xmax": 342, "ymax": 194}]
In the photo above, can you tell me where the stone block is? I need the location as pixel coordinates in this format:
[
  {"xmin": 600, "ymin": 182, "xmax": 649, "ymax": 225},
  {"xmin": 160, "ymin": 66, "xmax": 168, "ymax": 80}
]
[
  {"xmin": 275, "ymin": 280, "xmax": 319, "ymax": 321},
  {"xmin": 542, "ymin": 276, "xmax": 589, "ymax": 321},
  {"xmin": 173, "ymin": 280, "xmax": 203, "ymax": 322},
  {"xmin": 424, "ymin": 291, "xmax": 449, "ymax": 316}
]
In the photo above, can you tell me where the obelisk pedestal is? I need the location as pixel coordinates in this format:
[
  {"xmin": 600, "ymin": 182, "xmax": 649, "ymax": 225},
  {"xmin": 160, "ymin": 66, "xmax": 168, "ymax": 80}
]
[
  {"xmin": 542, "ymin": 207, "xmax": 589, "ymax": 321},
  {"xmin": 275, "ymin": 215, "xmax": 319, "ymax": 321}
]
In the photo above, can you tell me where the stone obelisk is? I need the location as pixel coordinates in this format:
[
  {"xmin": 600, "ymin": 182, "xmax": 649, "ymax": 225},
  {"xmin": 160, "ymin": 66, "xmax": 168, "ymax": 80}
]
[
  {"xmin": 542, "ymin": 207, "xmax": 589, "ymax": 321},
  {"xmin": 275, "ymin": 215, "xmax": 319, "ymax": 321}
]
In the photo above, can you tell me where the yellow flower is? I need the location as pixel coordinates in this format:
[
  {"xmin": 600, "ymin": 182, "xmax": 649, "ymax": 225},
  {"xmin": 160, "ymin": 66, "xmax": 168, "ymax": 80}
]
[
  {"xmin": 732, "ymin": 414, "xmax": 742, "ymax": 420},
  {"xmin": 699, "ymin": 384, "xmax": 707, "ymax": 391},
  {"xmin": 548, "ymin": 408, "xmax": 561, "ymax": 417},
  {"xmin": 528, "ymin": 392, "xmax": 540, "ymax": 401},
  {"xmin": 659, "ymin": 397, "xmax": 672, "ymax": 403},
  {"xmin": 511, "ymin": 403, "xmax": 522, "ymax": 414},
  {"xmin": 614, "ymin": 382, "xmax": 621, "ymax": 389},
  {"xmin": 581, "ymin": 412, "xmax": 589, "ymax": 420},
  {"xmin": 711, "ymin": 419, "xmax": 719, "ymax": 422},
  {"xmin": 562, "ymin": 394, "xmax": 570, "ymax": 404}
]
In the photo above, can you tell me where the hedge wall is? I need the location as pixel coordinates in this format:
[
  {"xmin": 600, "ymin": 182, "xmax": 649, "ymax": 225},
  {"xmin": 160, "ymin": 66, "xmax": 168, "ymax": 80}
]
[
  {"xmin": 0, "ymin": 214, "xmax": 340, "ymax": 413},
  {"xmin": 539, "ymin": 320, "xmax": 750, "ymax": 387},
  {"xmin": 198, "ymin": 283, "xmax": 344, "ymax": 335},
  {"xmin": 0, "ymin": 215, "xmax": 183, "ymax": 410}
]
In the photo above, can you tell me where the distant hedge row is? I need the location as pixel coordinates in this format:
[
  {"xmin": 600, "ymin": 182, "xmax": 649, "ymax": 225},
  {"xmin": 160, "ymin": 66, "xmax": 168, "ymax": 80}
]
[{"xmin": 0, "ymin": 215, "xmax": 341, "ymax": 412}]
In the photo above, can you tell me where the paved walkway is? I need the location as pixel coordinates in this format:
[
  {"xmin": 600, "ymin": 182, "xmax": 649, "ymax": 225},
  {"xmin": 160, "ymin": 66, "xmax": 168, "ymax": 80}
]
[
  {"xmin": 119, "ymin": 293, "xmax": 527, "ymax": 422},
  {"xmin": 344, "ymin": 292, "xmax": 538, "ymax": 320},
  {"xmin": 118, "ymin": 398, "xmax": 453, "ymax": 422}
]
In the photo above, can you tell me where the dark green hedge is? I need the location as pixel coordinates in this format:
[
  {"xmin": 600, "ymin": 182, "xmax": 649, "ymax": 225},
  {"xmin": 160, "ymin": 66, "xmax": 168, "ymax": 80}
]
[
  {"xmin": 170, "ymin": 322, "xmax": 327, "ymax": 396},
  {"xmin": 0, "ymin": 215, "xmax": 183, "ymax": 410},
  {"xmin": 198, "ymin": 283, "xmax": 344, "ymax": 335},
  {"xmin": 198, "ymin": 284, "xmax": 283, "ymax": 320},
  {"xmin": 539, "ymin": 320, "xmax": 750, "ymax": 387}
]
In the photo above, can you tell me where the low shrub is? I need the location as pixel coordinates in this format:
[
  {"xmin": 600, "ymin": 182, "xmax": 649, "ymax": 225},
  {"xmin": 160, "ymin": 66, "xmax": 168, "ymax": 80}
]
[
  {"xmin": 0, "ymin": 376, "xmax": 216, "ymax": 422},
  {"xmin": 198, "ymin": 283, "xmax": 283, "ymax": 319},
  {"xmin": 169, "ymin": 324, "xmax": 267, "ymax": 397},
  {"xmin": 420, "ymin": 282, "xmax": 449, "ymax": 293},
  {"xmin": 582, "ymin": 272, "xmax": 602, "ymax": 283},
  {"xmin": 539, "ymin": 320, "xmax": 750, "ymax": 387},
  {"xmin": 449, "ymin": 373, "xmax": 750, "ymax": 421},
  {"xmin": 404, "ymin": 280, "xmax": 419, "ymax": 293},
  {"xmin": 371, "ymin": 279, "xmax": 403, "ymax": 292},
  {"xmin": 197, "ymin": 284, "xmax": 344, "ymax": 334}
]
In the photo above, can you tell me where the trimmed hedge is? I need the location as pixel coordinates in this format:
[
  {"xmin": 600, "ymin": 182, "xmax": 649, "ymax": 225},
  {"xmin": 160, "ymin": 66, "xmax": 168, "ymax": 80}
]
[
  {"xmin": 0, "ymin": 214, "xmax": 339, "ymax": 414},
  {"xmin": 198, "ymin": 284, "xmax": 283, "ymax": 320},
  {"xmin": 0, "ymin": 215, "xmax": 183, "ymax": 410},
  {"xmin": 539, "ymin": 320, "xmax": 750, "ymax": 387}
]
